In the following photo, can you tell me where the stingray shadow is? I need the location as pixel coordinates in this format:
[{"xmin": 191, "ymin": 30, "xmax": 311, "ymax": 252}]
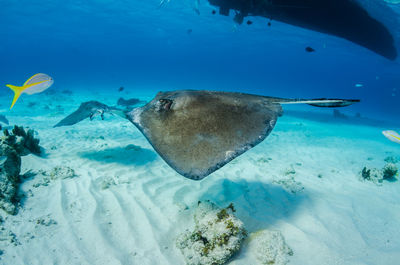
[
  {"xmin": 198, "ymin": 178, "xmax": 308, "ymax": 231},
  {"xmin": 78, "ymin": 144, "xmax": 157, "ymax": 166}
]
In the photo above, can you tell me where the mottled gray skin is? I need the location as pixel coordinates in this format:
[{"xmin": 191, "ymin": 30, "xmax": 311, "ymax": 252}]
[
  {"xmin": 54, "ymin": 90, "xmax": 359, "ymax": 180},
  {"xmin": 127, "ymin": 90, "xmax": 282, "ymax": 180}
]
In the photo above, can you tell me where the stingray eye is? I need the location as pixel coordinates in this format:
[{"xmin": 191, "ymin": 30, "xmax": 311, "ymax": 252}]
[{"xmin": 158, "ymin": 99, "xmax": 173, "ymax": 111}]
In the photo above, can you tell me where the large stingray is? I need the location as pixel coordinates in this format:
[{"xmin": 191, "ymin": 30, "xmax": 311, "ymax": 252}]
[{"xmin": 55, "ymin": 90, "xmax": 359, "ymax": 180}]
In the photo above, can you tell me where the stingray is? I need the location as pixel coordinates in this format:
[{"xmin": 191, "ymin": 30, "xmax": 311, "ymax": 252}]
[
  {"xmin": 0, "ymin": 115, "xmax": 9, "ymax": 125},
  {"xmin": 207, "ymin": 0, "xmax": 397, "ymax": 60},
  {"xmin": 55, "ymin": 90, "xmax": 359, "ymax": 180}
]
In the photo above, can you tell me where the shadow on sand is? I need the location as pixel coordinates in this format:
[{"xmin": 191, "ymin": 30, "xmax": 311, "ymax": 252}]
[
  {"xmin": 198, "ymin": 178, "xmax": 308, "ymax": 231},
  {"xmin": 78, "ymin": 144, "xmax": 157, "ymax": 166}
]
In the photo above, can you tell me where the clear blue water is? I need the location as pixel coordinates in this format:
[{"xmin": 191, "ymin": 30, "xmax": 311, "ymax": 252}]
[
  {"xmin": 1, "ymin": 2, "xmax": 400, "ymax": 263},
  {"xmin": 0, "ymin": 0, "xmax": 399, "ymax": 121}
]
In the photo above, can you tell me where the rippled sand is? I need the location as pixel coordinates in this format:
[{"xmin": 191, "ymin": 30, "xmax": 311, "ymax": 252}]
[{"xmin": 1, "ymin": 90, "xmax": 400, "ymax": 265}]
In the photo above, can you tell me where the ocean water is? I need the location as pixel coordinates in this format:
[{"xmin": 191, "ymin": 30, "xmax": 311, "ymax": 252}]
[{"xmin": 0, "ymin": 1, "xmax": 400, "ymax": 265}]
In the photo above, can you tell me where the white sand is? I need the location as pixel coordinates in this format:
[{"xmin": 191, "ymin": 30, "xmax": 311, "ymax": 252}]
[{"xmin": 0, "ymin": 90, "xmax": 400, "ymax": 265}]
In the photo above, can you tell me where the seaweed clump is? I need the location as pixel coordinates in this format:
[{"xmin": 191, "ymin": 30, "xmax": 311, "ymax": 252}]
[
  {"xmin": 176, "ymin": 201, "xmax": 247, "ymax": 265},
  {"xmin": 0, "ymin": 126, "xmax": 42, "ymax": 214}
]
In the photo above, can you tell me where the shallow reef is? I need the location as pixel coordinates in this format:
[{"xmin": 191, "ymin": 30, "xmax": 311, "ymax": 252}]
[
  {"xmin": 0, "ymin": 126, "xmax": 41, "ymax": 214},
  {"xmin": 176, "ymin": 201, "xmax": 247, "ymax": 265}
]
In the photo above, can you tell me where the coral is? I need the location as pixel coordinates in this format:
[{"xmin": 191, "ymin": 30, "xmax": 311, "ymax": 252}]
[
  {"xmin": 248, "ymin": 230, "xmax": 293, "ymax": 265},
  {"xmin": 360, "ymin": 163, "xmax": 398, "ymax": 185},
  {"xmin": 360, "ymin": 166, "xmax": 384, "ymax": 185},
  {"xmin": 1, "ymin": 126, "xmax": 41, "ymax": 156},
  {"xmin": 382, "ymin": 163, "xmax": 398, "ymax": 180},
  {"xmin": 176, "ymin": 201, "xmax": 247, "ymax": 265},
  {"xmin": 0, "ymin": 142, "xmax": 21, "ymax": 215},
  {"xmin": 0, "ymin": 126, "xmax": 42, "ymax": 214},
  {"xmin": 361, "ymin": 167, "xmax": 371, "ymax": 180}
]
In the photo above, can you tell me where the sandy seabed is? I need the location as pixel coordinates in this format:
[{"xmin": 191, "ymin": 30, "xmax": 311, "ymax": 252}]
[{"xmin": 0, "ymin": 89, "xmax": 399, "ymax": 265}]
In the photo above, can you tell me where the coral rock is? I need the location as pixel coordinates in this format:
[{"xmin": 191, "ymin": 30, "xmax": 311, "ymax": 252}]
[
  {"xmin": 382, "ymin": 163, "xmax": 398, "ymax": 180},
  {"xmin": 1, "ymin": 126, "xmax": 41, "ymax": 156},
  {"xmin": 248, "ymin": 230, "xmax": 293, "ymax": 265},
  {"xmin": 0, "ymin": 126, "xmax": 42, "ymax": 214},
  {"xmin": 360, "ymin": 163, "xmax": 398, "ymax": 185},
  {"xmin": 176, "ymin": 201, "xmax": 247, "ymax": 265}
]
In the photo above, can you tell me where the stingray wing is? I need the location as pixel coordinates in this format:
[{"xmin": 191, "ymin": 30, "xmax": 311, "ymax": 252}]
[
  {"xmin": 128, "ymin": 90, "xmax": 282, "ymax": 180},
  {"xmin": 54, "ymin": 101, "xmax": 115, "ymax": 127},
  {"xmin": 0, "ymin": 115, "xmax": 9, "ymax": 125}
]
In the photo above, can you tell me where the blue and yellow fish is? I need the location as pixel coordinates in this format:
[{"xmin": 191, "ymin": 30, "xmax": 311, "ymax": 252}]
[
  {"xmin": 383, "ymin": 130, "xmax": 400, "ymax": 144},
  {"xmin": 6, "ymin": 73, "xmax": 54, "ymax": 109}
]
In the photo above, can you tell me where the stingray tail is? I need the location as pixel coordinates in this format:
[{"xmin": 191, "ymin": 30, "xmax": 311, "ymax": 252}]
[
  {"xmin": 54, "ymin": 101, "xmax": 127, "ymax": 127},
  {"xmin": 277, "ymin": 98, "xmax": 360, "ymax": 108}
]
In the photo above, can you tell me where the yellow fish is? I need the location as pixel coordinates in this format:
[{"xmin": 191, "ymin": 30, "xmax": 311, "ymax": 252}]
[
  {"xmin": 382, "ymin": 130, "xmax": 400, "ymax": 144},
  {"xmin": 6, "ymin": 73, "xmax": 54, "ymax": 109}
]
